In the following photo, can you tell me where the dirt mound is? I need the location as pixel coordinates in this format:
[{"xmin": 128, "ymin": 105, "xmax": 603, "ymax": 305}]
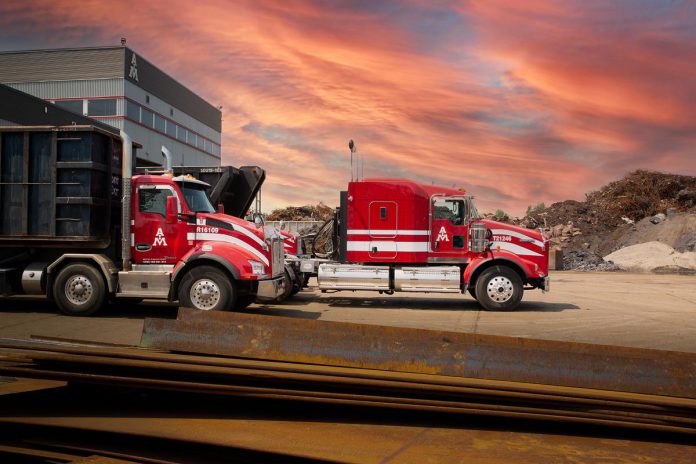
[{"xmin": 604, "ymin": 242, "xmax": 696, "ymax": 272}]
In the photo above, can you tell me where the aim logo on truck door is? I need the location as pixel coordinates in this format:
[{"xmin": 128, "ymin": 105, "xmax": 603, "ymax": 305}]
[
  {"xmin": 436, "ymin": 226, "xmax": 449, "ymax": 242},
  {"xmin": 153, "ymin": 228, "xmax": 167, "ymax": 247}
]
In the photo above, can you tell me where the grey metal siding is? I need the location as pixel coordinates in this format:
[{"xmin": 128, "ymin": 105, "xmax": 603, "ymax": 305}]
[
  {"xmin": 124, "ymin": 48, "xmax": 221, "ymax": 131},
  {"xmin": 124, "ymin": 120, "xmax": 218, "ymax": 167},
  {"xmin": 0, "ymin": 48, "xmax": 124, "ymax": 82},
  {"xmin": 0, "ymin": 84, "xmax": 118, "ymax": 134},
  {"xmin": 124, "ymin": 80, "xmax": 219, "ymax": 142},
  {"xmin": 6, "ymin": 78, "xmax": 124, "ymax": 100}
]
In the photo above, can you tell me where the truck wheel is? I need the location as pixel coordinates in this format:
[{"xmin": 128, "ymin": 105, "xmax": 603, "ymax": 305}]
[
  {"xmin": 474, "ymin": 265, "xmax": 523, "ymax": 311},
  {"xmin": 53, "ymin": 263, "xmax": 106, "ymax": 316},
  {"xmin": 178, "ymin": 265, "xmax": 234, "ymax": 311},
  {"xmin": 289, "ymin": 270, "xmax": 303, "ymax": 296}
]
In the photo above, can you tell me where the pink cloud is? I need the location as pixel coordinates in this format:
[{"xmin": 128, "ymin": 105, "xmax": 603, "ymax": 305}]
[{"xmin": 0, "ymin": 0, "xmax": 694, "ymax": 216}]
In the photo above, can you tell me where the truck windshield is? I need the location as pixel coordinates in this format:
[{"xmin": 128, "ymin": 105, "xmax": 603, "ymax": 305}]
[{"xmin": 180, "ymin": 183, "xmax": 215, "ymax": 213}]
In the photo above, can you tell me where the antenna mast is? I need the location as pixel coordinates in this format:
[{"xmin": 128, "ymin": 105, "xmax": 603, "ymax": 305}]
[{"xmin": 348, "ymin": 139, "xmax": 356, "ymax": 182}]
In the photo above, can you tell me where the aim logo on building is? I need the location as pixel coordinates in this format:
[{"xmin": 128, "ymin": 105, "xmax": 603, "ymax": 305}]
[
  {"xmin": 153, "ymin": 227, "xmax": 167, "ymax": 247},
  {"xmin": 129, "ymin": 53, "xmax": 139, "ymax": 82},
  {"xmin": 436, "ymin": 226, "xmax": 449, "ymax": 242}
]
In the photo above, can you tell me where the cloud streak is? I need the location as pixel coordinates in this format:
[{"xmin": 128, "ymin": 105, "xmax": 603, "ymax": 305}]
[{"xmin": 1, "ymin": 0, "xmax": 694, "ymax": 215}]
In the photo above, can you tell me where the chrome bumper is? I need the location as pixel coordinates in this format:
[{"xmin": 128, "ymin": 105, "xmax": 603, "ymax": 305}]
[
  {"xmin": 542, "ymin": 275, "xmax": 551, "ymax": 293},
  {"xmin": 256, "ymin": 275, "xmax": 286, "ymax": 301}
]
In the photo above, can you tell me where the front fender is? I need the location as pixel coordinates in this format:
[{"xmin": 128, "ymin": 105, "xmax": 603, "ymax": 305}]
[
  {"xmin": 173, "ymin": 241, "xmax": 268, "ymax": 284},
  {"xmin": 464, "ymin": 250, "xmax": 540, "ymax": 285}
]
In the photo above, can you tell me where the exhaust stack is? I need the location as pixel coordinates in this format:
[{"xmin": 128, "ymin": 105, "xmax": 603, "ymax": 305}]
[
  {"xmin": 162, "ymin": 146, "xmax": 173, "ymax": 174},
  {"xmin": 120, "ymin": 130, "xmax": 133, "ymax": 271}
]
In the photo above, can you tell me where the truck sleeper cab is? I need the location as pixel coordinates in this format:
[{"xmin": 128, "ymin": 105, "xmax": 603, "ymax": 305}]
[
  {"xmin": 296, "ymin": 179, "xmax": 550, "ymax": 311},
  {"xmin": 0, "ymin": 126, "xmax": 285, "ymax": 316}
]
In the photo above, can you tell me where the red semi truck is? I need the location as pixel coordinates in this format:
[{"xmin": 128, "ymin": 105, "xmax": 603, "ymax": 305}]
[
  {"xmin": 293, "ymin": 178, "xmax": 550, "ymax": 310},
  {"xmin": 0, "ymin": 126, "xmax": 285, "ymax": 315}
]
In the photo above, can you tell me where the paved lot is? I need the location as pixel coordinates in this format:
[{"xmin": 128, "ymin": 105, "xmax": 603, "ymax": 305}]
[{"xmin": 1, "ymin": 271, "xmax": 695, "ymax": 351}]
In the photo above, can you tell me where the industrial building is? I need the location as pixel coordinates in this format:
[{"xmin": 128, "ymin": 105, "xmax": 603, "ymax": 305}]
[{"xmin": 0, "ymin": 45, "xmax": 221, "ymax": 167}]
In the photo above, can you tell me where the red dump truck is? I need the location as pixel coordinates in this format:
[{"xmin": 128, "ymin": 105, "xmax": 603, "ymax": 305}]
[
  {"xmin": 291, "ymin": 178, "xmax": 550, "ymax": 310},
  {"xmin": 0, "ymin": 125, "xmax": 286, "ymax": 315}
]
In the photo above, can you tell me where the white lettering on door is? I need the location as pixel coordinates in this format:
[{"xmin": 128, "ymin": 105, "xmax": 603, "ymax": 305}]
[
  {"xmin": 153, "ymin": 227, "xmax": 167, "ymax": 247},
  {"xmin": 436, "ymin": 226, "xmax": 449, "ymax": 242}
]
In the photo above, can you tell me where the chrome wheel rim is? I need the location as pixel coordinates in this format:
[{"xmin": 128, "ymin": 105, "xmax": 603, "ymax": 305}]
[
  {"xmin": 190, "ymin": 279, "xmax": 221, "ymax": 310},
  {"xmin": 65, "ymin": 275, "xmax": 94, "ymax": 306},
  {"xmin": 486, "ymin": 276, "xmax": 514, "ymax": 303}
]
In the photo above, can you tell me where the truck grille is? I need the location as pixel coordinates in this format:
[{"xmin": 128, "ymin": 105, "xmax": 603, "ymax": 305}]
[{"xmin": 271, "ymin": 238, "xmax": 284, "ymax": 277}]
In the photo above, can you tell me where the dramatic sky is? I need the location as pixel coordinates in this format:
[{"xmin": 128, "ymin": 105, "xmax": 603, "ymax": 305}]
[{"xmin": 1, "ymin": 1, "xmax": 695, "ymax": 215}]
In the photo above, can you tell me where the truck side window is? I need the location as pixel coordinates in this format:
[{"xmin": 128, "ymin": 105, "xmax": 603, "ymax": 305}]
[
  {"xmin": 139, "ymin": 188, "xmax": 174, "ymax": 217},
  {"xmin": 433, "ymin": 198, "xmax": 467, "ymax": 225}
]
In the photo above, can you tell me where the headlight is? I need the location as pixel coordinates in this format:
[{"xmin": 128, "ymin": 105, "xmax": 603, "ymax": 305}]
[{"xmin": 248, "ymin": 260, "xmax": 266, "ymax": 275}]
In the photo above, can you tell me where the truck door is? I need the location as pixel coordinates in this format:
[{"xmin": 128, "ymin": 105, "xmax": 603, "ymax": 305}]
[
  {"xmin": 368, "ymin": 201, "xmax": 397, "ymax": 259},
  {"xmin": 430, "ymin": 196, "xmax": 468, "ymax": 254},
  {"xmin": 132, "ymin": 184, "xmax": 190, "ymax": 264}
]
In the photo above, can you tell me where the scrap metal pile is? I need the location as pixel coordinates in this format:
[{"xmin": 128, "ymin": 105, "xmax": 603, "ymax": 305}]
[{"xmin": 1, "ymin": 309, "xmax": 695, "ymax": 462}]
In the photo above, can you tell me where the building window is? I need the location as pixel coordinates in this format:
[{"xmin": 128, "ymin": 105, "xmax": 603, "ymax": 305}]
[
  {"xmin": 189, "ymin": 133, "xmax": 197, "ymax": 147},
  {"xmin": 87, "ymin": 99, "xmax": 117, "ymax": 116},
  {"xmin": 154, "ymin": 114, "xmax": 166, "ymax": 133},
  {"xmin": 54, "ymin": 100, "xmax": 83, "ymax": 114},
  {"xmin": 126, "ymin": 101, "xmax": 140, "ymax": 121},
  {"xmin": 177, "ymin": 126, "xmax": 187, "ymax": 142},
  {"xmin": 141, "ymin": 108, "xmax": 154, "ymax": 127},
  {"xmin": 166, "ymin": 120, "xmax": 176, "ymax": 138}
]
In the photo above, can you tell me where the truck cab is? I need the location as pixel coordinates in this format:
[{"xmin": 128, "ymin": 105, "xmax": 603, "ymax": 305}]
[
  {"xmin": 299, "ymin": 178, "xmax": 550, "ymax": 311},
  {"xmin": 120, "ymin": 173, "xmax": 285, "ymax": 312}
]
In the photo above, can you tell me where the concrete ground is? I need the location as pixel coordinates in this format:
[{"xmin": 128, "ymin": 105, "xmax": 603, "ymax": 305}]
[{"xmin": 1, "ymin": 271, "xmax": 695, "ymax": 351}]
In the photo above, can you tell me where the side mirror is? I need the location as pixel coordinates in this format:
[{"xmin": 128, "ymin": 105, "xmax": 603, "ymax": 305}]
[
  {"xmin": 166, "ymin": 196, "xmax": 178, "ymax": 224},
  {"xmin": 253, "ymin": 213, "xmax": 264, "ymax": 228},
  {"xmin": 217, "ymin": 203, "xmax": 225, "ymax": 214}
]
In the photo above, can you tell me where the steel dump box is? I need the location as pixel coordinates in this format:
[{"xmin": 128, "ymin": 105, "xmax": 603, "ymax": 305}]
[{"xmin": 0, "ymin": 126, "xmax": 123, "ymax": 247}]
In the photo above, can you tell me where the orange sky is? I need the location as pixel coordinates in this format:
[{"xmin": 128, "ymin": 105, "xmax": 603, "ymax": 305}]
[{"xmin": 1, "ymin": 0, "xmax": 695, "ymax": 215}]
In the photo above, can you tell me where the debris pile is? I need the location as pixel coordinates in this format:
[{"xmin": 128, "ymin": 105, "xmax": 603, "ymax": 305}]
[
  {"xmin": 523, "ymin": 170, "xmax": 696, "ymax": 231},
  {"xmin": 562, "ymin": 250, "xmax": 621, "ymax": 272},
  {"xmin": 267, "ymin": 202, "xmax": 334, "ymax": 222},
  {"xmin": 512, "ymin": 170, "xmax": 696, "ymax": 272}
]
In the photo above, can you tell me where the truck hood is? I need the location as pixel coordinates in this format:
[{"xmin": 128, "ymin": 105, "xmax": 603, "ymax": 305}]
[
  {"xmin": 480, "ymin": 219, "xmax": 546, "ymax": 256},
  {"xmin": 196, "ymin": 212, "xmax": 268, "ymax": 245}
]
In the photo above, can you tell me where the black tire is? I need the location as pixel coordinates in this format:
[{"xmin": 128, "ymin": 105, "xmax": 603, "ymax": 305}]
[
  {"xmin": 474, "ymin": 265, "xmax": 524, "ymax": 311},
  {"xmin": 178, "ymin": 265, "xmax": 234, "ymax": 311},
  {"xmin": 275, "ymin": 266, "xmax": 296, "ymax": 302},
  {"xmin": 53, "ymin": 263, "xmax": 107, "ymax": 316},
  {"xmin": 468, "ymin": 287, "xmax": 477, "ymax": 300},
  {"xmin": 233, "ymin": 295, "xmax": 255, "ymax": 311},
  {"xmin": 289, "ymin": 270, "xmax": 303, "ymax": 296}
]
